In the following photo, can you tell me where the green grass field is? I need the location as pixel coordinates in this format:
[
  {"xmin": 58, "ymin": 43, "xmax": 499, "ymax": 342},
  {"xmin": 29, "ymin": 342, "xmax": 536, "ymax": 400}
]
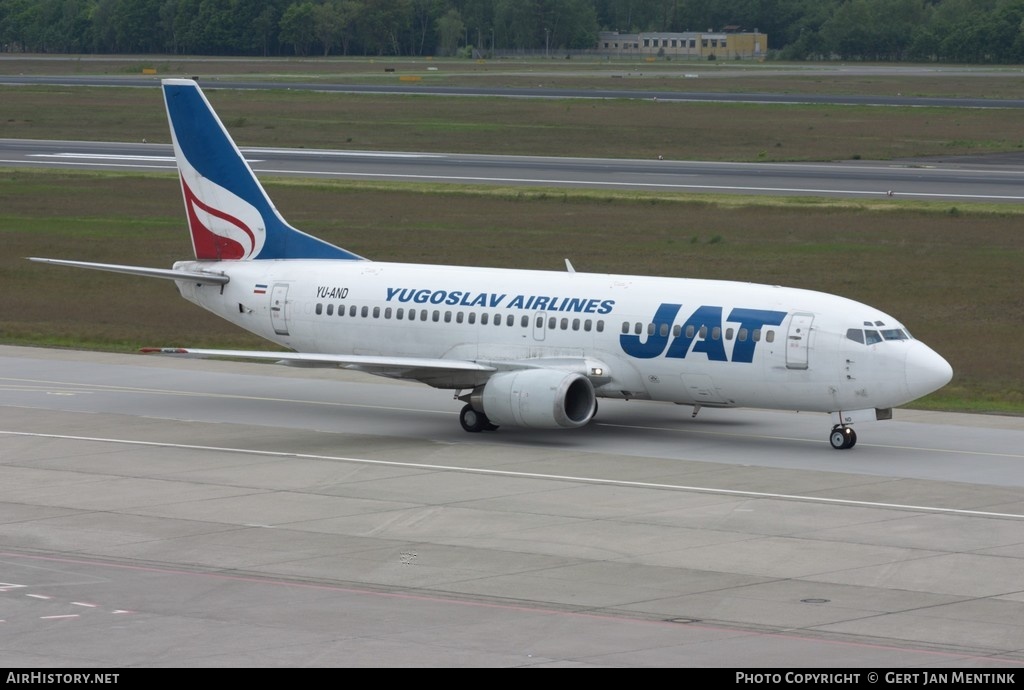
[
  {"xmin": 3, "ymin": 84, "xmax": 1024, "ymax": 162},
  {"xmin": 0, "ymin": 58, "xmax": 1021, "ymax": 414}
]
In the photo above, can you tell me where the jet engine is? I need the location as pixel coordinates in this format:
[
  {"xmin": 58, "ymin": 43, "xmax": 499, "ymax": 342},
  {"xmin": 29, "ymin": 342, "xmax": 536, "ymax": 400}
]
[{"xmin": 472, "ymin": 369, "xmax": 597, "ymax": 429}]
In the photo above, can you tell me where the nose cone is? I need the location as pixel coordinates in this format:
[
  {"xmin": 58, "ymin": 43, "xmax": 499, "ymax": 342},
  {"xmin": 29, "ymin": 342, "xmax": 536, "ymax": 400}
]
[{"xmin": 904, "ymin": 341, "xmax": 953, "ymax": 401}]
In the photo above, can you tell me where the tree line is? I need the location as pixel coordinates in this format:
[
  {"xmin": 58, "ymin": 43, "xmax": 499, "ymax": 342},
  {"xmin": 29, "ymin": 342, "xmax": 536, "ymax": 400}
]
[{"xmin": 2, "ymin": 0, "xmax": 1024, "ymax": 63}]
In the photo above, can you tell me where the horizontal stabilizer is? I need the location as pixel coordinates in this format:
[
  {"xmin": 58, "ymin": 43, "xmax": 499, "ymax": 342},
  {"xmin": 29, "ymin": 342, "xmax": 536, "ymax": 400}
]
[{"xmin": 29, "ymin": 258, "xmax": 229, "ymax": 285}]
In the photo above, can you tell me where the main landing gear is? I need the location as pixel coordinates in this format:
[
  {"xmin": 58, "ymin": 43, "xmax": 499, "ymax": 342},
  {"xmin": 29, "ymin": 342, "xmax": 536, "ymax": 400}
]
[
  {"xmin": 829, "ymin": 424, "xmax": 857, "ymax": 450},
  {"xmin": 460, "ymin": 404, "xmax": 499, "ymax": 433}
]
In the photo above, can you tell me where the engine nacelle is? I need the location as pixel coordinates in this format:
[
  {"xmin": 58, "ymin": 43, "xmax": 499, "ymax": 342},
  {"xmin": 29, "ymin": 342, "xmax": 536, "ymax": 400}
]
[{"xmin": 475, "ymin": 369, "xmax": 597, "ymax": 429}]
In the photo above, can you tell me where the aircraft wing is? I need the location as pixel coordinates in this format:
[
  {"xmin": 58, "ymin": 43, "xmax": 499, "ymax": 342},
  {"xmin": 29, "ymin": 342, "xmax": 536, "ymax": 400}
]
[{"xmin": 140, "ymin": 347, "xmax": 496, "ymax": 386}]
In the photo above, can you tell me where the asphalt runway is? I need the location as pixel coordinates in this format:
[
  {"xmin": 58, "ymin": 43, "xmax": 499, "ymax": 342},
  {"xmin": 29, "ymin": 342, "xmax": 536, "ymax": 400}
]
[
  {"xmin": 3, "ymin": 138, "xmax": 1024, "ymax": 203},
  {"xmin": 5, "ymin": 70, "xmax": 1024, "ymax": 203},
  {"xmin": 1, "ymin": 345, "xmax": 1023, "ymax": 667}
]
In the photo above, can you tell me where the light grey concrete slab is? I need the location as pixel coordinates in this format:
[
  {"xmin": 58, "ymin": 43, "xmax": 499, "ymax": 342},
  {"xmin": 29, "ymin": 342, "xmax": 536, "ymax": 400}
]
[
  {"xmin": 638, "ymin": 535, "xmax": 943, "ymax": 578},
  {"xmin": 804, "ymin": 512, "xmax": 1024, "ymax": 551},
  {"xmin": 810, "ymin": 552, "xmax": 1024, "ymax": 599},
  {"xmin": 3, "ymin": 346, "xmax": 1024, "ymax": 666}
]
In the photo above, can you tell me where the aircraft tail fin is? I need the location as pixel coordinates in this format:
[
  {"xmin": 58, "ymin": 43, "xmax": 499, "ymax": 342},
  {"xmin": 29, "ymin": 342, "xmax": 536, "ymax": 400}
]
[{"xmin": 162, "ymin": 78, "xmax": 363, "ymax": 262}]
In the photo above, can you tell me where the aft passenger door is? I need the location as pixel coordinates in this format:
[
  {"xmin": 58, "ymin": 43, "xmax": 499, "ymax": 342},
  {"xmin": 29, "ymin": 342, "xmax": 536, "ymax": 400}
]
[{"xmin": 270, "ymin": 283, "xmax": 290, "ymax": 336}]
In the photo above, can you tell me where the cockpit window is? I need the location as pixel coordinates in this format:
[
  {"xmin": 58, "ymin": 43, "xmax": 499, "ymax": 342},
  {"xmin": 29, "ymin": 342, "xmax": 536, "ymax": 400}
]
[{"xmin": 849, "ymin": 324, "xmax": 914, "ymax": 345}]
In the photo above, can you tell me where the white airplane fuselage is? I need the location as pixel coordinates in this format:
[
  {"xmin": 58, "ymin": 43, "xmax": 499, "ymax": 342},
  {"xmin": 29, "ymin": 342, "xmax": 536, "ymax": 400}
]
[
  {"xmin": 174, "ymin": 258, "xmax": 948, "ymax": 415},
  {"xmin": 33, "ymin": 79, "xmax": 953, "ymax": 449}
]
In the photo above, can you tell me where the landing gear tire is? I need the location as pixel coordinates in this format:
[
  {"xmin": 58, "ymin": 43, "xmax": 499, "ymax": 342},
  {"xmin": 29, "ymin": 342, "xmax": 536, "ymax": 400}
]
[
  {"xmin": 460, "ymin": 404, "xmax": 496, "ymax": 433},
  {"xmin": 829, "ymin": 425, "xmax": 857, "ymax": 450}
]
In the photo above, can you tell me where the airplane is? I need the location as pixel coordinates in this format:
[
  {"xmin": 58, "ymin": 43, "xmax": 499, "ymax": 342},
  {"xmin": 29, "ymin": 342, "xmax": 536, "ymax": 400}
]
[{"xmin": 30, "ymin": 78, "xmax": 953, "ymax": 450}]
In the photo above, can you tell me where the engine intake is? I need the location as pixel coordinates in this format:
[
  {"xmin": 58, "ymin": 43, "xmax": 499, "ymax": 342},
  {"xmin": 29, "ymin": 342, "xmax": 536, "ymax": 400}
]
[{"xmin": 474, "ymin": 369, "xmax": 596, "ymax": 429}]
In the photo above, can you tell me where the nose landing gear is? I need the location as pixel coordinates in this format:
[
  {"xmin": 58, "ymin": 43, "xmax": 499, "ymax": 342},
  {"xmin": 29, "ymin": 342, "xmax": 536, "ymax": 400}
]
[{"xmin": 829, "ymin": 424, "xmax": 857, "ymax": 450}]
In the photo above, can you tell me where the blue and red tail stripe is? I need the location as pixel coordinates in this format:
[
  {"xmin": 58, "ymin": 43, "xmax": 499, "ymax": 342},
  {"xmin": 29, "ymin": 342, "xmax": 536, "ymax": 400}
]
[{"xmin": 162, "ymin": 79, "xmax": 364, "ymax": 262}]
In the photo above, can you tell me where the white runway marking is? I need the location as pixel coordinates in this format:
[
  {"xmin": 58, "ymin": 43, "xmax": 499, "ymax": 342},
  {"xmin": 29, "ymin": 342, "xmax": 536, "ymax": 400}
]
[
  {"xmin": 0, "ymin": 158, "xmax": 172, "ymax": 171},
  {"xmin": 244, "ymin": 148, "xmax": 441, "ymax": 158},
  {"xmin": 245, "ymin": 166, "xmax": 1024, "ymax": 201},
  {"xmin": 4, "ymin": 429, "xmax": 1024, "ymax": 521},
  {"xmin": 31, "ymin": 153, "xmax": 176, "ymax": 162}
]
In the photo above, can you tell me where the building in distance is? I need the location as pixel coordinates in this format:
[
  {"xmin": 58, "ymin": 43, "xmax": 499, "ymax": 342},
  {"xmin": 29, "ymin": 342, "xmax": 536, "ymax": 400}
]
[{"xmin": 597, "ymin": 29, "xmax": 767, "ymax": 60}]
